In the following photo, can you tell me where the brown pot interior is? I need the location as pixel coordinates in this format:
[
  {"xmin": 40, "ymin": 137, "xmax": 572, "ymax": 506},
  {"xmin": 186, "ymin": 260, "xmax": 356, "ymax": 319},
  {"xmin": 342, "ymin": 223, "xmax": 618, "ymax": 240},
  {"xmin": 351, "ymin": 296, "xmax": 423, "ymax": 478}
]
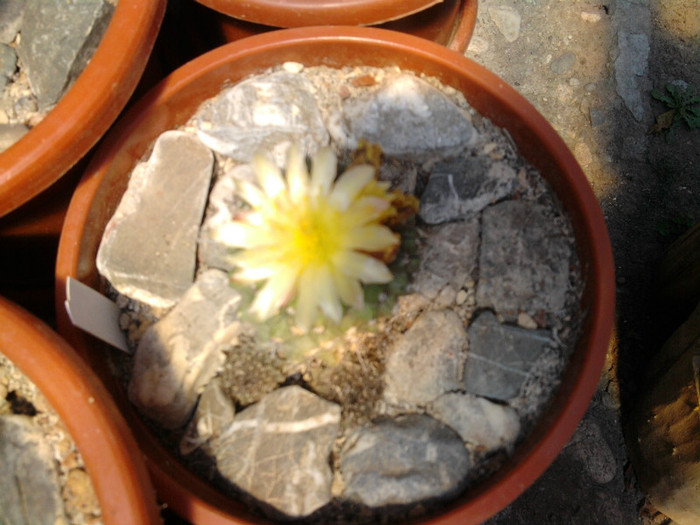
[
  {"xmin": 0, "ymin": 296, "xmax": 161, "ymax": 524},
  {"xmin": 55, "ymin": 27, "xmax": 615, "ymax": 525}
]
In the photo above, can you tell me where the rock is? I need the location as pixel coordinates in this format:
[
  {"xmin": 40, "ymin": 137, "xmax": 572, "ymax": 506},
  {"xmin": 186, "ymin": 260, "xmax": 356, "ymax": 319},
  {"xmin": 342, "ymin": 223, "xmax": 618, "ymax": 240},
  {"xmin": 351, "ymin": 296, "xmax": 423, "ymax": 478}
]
[
  {"xmin": 464, "ymin": 311, "xmax": 552, "ymax": 401},
  {"xmin": 0, "ymin": 44, "xmax": 17, "ymax": 90},
  {"xmin": 0, "ymin": 415, "xmax": 66, "ymax": 525},
  {"xmin": 429, "ymin": 392, "xmax": 521, "ymax": 454},
  {"xmin": 340, "ymin": 73, "xmax": 478, "ymax": 160},
  {"xmin": 0, "ymin": 122, "xmax": 28, "ymax": 153},
  {"xmin": 196, "ymin": 71, "xmax": 328, "ymax": 166},
  {"xmin": 614, "ymin": 31, "xmax": 650, "ymax": 122},
  {"xmin": 212, "ymin": 386, "xmax": 341, "ymax": 518},
  {"xmin": 129, "ymin": 269, "xmax": 242, "ymax": 429},
  {"xmin": 413, "ymin": 219, "xmax": 479, "ymax": 300},
  {"xmin": 476, "ymin": 200, "xmax": 572, "ymax": 319},
  {"xmin": 550, "ymin": 52, "xmax": 576, "ymax": 75},
  {"xmin": 97, "ymin": 131, "xmax": 214, "ymax": 309},
  {"xmin": 419, "ymin": 158, "xmax": 518, "ymax": 225},
  {"xmin": 0, "ymin": 0, "xmax": 24, "ymax": 44},
  {"xmin": 384, "ymin": 309, "xmax": 467, "ymax": 407},
  {"xmin": 488, "ymin": 5, "xmax": 521, "ymax": 42},
  {"xmin": 340, "ymin": 414, "xmax": 471, "ymax": 507},
  {"xmin": 63, "ymin": 468, "xmax": 100, "ymax": 518},
  {"xmin": 16, "ymin": 0, "xmax": 114, "ymax": 109},
  {"xmin": 180, "ymin": 377, "xmax": 235, "ymax": 455},
  {"xmin": 566, "ymin": 419, "xmax": 617, "ymax": 484},
  {"xmin": 198, "ymin": 163, "xmax": 255, "ymax": 272}
]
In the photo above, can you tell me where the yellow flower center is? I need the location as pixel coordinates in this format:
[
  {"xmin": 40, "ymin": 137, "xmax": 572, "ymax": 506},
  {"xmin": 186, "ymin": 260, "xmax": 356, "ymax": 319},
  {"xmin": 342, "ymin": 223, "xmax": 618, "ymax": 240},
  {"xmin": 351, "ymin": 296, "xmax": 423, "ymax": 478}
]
[{"xmin": 286, "ymin": 198, "xmax": 342, "ymax": 268}]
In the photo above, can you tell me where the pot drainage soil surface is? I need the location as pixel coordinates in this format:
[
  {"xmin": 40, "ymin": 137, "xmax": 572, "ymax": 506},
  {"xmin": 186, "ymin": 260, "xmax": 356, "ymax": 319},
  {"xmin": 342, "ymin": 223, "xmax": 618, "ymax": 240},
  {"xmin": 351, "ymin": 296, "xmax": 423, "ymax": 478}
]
[
  {"xmin": 95, "ymin": 64, "xmax": 585, "ymax": 523},
  {"xmin": 0, "ymin": 352, "xmax": 102, "ymax": 524}
]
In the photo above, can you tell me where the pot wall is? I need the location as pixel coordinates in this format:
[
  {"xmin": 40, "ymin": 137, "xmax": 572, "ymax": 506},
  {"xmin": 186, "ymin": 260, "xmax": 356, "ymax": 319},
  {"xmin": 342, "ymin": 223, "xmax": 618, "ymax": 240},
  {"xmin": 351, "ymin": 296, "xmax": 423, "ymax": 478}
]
[
  {"xmin": 0, "ymin": 296, "xmax": 161, "ymax": 525},
  {"xmin": 55, "ymin": 27, "xmax": 614, "ymax": 525}
]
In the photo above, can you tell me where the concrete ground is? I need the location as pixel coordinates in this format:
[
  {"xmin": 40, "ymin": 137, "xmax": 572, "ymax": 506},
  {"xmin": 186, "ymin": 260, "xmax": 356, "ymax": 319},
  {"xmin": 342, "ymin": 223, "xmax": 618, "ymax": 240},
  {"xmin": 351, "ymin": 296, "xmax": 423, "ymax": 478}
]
[{"xmin": 467, "ymin": 1, "xmax": 700, "ymax": 524}]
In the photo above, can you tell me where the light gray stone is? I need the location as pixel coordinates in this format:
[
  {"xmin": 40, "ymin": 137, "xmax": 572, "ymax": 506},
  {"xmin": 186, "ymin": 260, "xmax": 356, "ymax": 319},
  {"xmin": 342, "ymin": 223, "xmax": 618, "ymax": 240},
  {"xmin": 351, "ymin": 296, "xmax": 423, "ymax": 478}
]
[
  {"xmin": 0, "ymin": 0, "xmax": 24, "ymax": 44},
  {"xmin": 97, "ymin": 131, "xmax": 214, "ymax": 309},
  {"xmin": 419, "ymin": 158, "xmax": 517, "ymax": 224},
  {"xmin": 614, "ymin": 31, "xmax": 650, "ymax": 122},
  {"xmin": 488, "ymin": 5, "xmax": 521, "ymax": 42},
  {"xmin": 464, "ymin": 311, "xmax": 552, "ymax": 400},
  {"xmin": 196, "ymin": 71, "xmax": 328, "ymax": 166},
  {"xmin": 476, "ymin": 200, "xmax": 572, "ymax": 318},
  {"xmin": 340, "ymin": 414, "xmax": 471, "ymax": 507},
  {"xmin": 413, "ymin": 219, "xmax": 479, "ymax": 300},
  {"xmin": 198, "ymin": 163, "xmax": 254, "ymax": 272},
  {"xmin": 384, "ymin": 309, "xmax": 467, "ymax": 407},
  {"xmin": 0, "ymin": 43, "xmax": 17, "ymax": 89},
  {"xmin": 340, "ymin": 74, "xmax": 478, "ymax": 160},
  {"xmin": 0, "ymin": 123, "xmax": 28, "ymax": 153},
  {"xmin": 429, "ymin": 392, "xmax": 521, "ymax": 453},
  {"xmin": 16, "ymin": 0, "xmax": 113, "ymax": 109},
  {"xmin": 213, "ymin": 386, "xmax": 341, "ymax": 518},
  {"xmin": 129, "ymin": 269, "xmax": 242, "ymax": 429},
  {"xmin": 180, "ymin": 377, "xmax": 235, "ymax": 455},
  {"xmin": 550, "ymin": 52, "xmax": 576, "ymax": 75},
  {"xmin": 0, "ymin": 415, "xmax": 66, "ymax": 525}
]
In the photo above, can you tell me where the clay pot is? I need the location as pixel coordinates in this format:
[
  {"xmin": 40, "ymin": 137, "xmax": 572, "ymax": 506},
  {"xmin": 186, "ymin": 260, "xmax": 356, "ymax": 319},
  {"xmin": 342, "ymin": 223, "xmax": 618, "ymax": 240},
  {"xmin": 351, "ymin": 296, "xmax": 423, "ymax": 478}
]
[
  {"xmin": 55, "ymin": 27, "xmax": 615, "ymax": 524},
  {"xmin": 0, "ymin": 0, "xmax": 166, "ymax": 218},
  {"xmin": 0, "ymin": 296, "xmax": 161, "ymax": 524},
  {"xmin": 191, "ymin": 0, "xmax": 477, "ymax": 53}
]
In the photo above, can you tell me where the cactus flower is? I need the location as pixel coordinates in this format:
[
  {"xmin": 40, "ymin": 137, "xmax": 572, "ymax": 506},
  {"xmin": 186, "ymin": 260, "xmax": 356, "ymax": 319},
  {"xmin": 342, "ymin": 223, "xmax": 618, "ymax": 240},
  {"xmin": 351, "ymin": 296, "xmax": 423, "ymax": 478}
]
[{"xmin": 215, "ymin": 145, "xmax": 402, "ymax": 330}]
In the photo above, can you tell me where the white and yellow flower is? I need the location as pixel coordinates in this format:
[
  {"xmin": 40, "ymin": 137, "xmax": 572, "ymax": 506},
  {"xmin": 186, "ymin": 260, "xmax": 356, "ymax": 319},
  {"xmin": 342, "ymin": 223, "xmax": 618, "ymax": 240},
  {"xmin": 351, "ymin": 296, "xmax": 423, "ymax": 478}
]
[{"xmin": 214, "ymin": 145, "xmax": 402, "ymax": 330}]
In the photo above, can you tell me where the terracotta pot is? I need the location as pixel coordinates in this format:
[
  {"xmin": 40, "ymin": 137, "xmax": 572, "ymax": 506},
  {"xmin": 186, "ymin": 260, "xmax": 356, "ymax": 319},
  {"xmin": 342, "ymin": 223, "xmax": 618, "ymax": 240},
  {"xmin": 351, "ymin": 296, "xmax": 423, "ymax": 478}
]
[
  {"xmin": 0, "ymin": 0, "xmax": 166, "ymax": 218},
  {"xmin": 192, "ymin": 0, "xmax": 477, "ymax": 53},
  {"xmin": 55, "ymin": 27, "xmax": 615, "ymax": 524},
  {"xmin": 0, "ymin": 296, "xmax": 161, "ymax": 524}
]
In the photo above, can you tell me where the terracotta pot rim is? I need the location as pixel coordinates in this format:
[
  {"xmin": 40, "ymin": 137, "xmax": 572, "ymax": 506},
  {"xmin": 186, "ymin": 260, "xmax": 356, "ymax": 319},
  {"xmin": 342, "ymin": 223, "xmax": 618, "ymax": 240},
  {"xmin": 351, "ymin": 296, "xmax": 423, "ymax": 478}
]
[
  {"xmin": 196, "ymin": 0, "xmax": 443, "ymax": 27},
  {"xmin": 0, "ymin": 0, "xmax": 166, "ymax": 218},
  {"xmin": 0, "ymin": 296, "xmax": 160, "ymax": 524},
  {"xmin": 55, "ymin": 26, "xmax": 615, "ymax": 525}
]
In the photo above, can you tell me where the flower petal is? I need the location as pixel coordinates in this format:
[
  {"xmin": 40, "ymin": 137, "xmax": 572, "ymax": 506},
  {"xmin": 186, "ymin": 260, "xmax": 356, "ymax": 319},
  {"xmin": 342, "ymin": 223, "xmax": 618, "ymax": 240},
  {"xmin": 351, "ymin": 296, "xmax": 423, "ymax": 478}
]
[
  {"xmin": 343, "ymin": 225, "xmax": 399, "ymax": 252},
  {"xmin": 213, "ymin": 221, "xmax": 275, "ymax": 248},
  {"xmin": 236, "ymin": 179, "xmax": 265, "ymax": 208},
  {"xmin": 329, "ymin": 165, "xmax": 375, "ymax": 211},
  {"xmin": 334, "ymin": 251, "xmax": 393, "ymax": 283},
  {"xmin": 253, "ymin": 154, "xmax": 286, "ymax": 199},
  {"xmin": 310, "ymin": 147, "xmax": 337, "ymax": 197},
  {"xmin": 333, "ymin": 271, "xmax": 364, "ymax": 310},
  {"xmin": 285, "ymin": 144, "xmax": 309, "ymax": 205},
  {"xmin": 295, "ymin": 268, "xmax": 321, "ymax": 330},
  {"xmin": 341, "ymin": 196, "xmax": 392, "ymax": 227},
  {"xmin": 315, "ymin": 265, "xmax": 343, "ymax": 322},
  {"xmin": 250, "ymin": 265, "xmax": 299, "ymax": 320}
]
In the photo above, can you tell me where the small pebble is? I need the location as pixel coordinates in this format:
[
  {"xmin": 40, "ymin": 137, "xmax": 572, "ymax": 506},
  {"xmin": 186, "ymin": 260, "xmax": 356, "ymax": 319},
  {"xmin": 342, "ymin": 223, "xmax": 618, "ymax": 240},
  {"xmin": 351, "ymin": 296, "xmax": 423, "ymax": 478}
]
[{"xmin": 517, "ymin": 312, "xmax": 538, "ymax": 330}]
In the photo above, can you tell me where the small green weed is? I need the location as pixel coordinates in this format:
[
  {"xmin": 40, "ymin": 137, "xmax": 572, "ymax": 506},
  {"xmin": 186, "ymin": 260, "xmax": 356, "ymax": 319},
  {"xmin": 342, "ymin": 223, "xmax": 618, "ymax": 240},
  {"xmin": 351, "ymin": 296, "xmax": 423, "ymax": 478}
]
[{"xmin": 649, "ymin": 82, "xmax": 700, "ymax": 142}]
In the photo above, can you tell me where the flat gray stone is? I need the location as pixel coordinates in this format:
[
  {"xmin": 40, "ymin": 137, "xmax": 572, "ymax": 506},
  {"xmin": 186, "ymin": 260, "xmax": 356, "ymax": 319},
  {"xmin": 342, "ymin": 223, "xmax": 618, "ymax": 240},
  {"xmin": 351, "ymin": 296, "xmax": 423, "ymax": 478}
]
[
  {"xmin": 97, "ymin": 131, "xmax": 214, "ymax": 309},
  {"xmin": 0, "ymin": 0, "xmax": 24, "ymax": 44},
  {"xmin": 464, "ymin": 311, "xmax": 552, "ymax": 400},
  {"xmin": 429, "ymin": 392, "xmax": 521, "ymax": 454},
  {"xmin": 0, "ymin": 415, "xmax": 66, "ymax": 525},
  {"xmin": 414, "ymin": 219, "xmax": 479, "ymax": 300},
  {"xmin": 196, "ymin": 71, "xmax": 328, "ymax": 166},
  {"xmin": 16, "ymin": 0, "xmax": 113, "ymax": 109},
  {"xmin": 476, "ymin": 200, "xmax": 572, "ymax": 319},
  {"xmin": 419, "ymin": 158, "xmax": 517, "ymax": 224},
  {"xmin": 340, "ymin": 414, "xmax": 471, "ymax": 507},
  {"xmin": 384, "ymin": 309, "xmax": 467, "ymax": 407},
  {"xmin": 341, "ymin": 74, "xmax": 478, "ymax": 160},
  {"xmin": 0, "ymin": 43, "xmax": 17, "ymax": 89},
  {"xmin": 129, "ymin": 269, "xmax": 242, "ymax": 429},
  {"xmin": 213, "ymin": 386, "xmax": 341, "ymax": 518},
  {"xmin": 614, "ymin": 31, "xmax": 650, "ymax": 122},
  {"xmin": 180, "ymin": 377, "xmax": 235, "ymax": 455}
]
